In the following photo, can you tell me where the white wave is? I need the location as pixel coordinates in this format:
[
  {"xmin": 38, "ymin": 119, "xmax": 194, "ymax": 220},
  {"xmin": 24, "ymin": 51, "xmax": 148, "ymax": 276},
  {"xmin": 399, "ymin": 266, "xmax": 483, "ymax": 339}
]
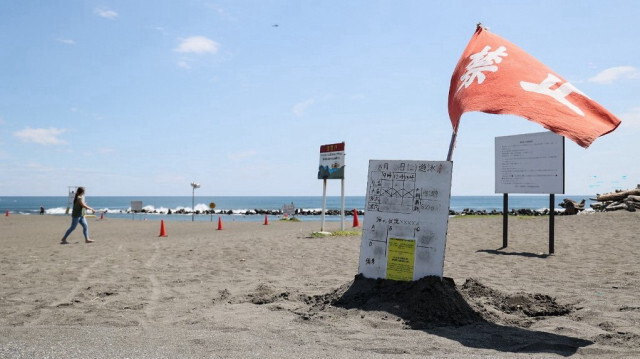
[
  {"xmin": 194, "ymin": 203, "xmax": 210, "ymax": 212},
  {"xmin": 46, "ymin": 207, "xmax": 68, "ymax": 215}
]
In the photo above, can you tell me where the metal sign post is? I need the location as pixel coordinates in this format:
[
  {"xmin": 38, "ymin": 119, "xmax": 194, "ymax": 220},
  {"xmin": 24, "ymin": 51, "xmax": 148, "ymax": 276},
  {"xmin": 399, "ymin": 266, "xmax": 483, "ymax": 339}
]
[
  {"xmin": 209, "ymin": 202, "xmax": 216, "ymax": 222},
  {"xmin": 321, "ymin": 179, "xmax": 327, "ymax": 232},
  {"xmin": 549, "ymin": 194, "xmax": 555, "ymax": 254},
  {"xmin": 503, "ymin": 193, "xmax": 508, "ymax": 248},
  {"xmin": 340, "ymin": 178, "xmax": 345, "ymax": 231},
  {"xmin": 190, "ymin": 182, "xmax": 200, "ymax": 222}
]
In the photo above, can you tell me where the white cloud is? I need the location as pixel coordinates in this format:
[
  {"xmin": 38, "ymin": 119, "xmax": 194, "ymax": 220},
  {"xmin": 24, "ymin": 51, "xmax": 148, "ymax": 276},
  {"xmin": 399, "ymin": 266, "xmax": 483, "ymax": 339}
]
[
  {"xmin": 293, "ymin": 99, "xmax": 315, "ymax": 117},
  {"xmin": 227, "ymin": 150, "xmax": 258, "ymax": 161},
  {"xmin": 93, "ymin": 8, "xmax": 118, "ymax": 20},
  {"xmin": 177, "ymin": 60, "xmax": 191, "ymax": 69},
  {"xmin": 57, "ymin": 38, "xmax": 75, "ymax": 45},
  {"xmin": 174, "ymin": 36, "xmax": 219, "ymax": 54},
  {"xmin": 14, "ymin": 127, "xmax": 68, "ymax": 145},
  {"xmin": 588, "ymin": 66, "xmax": 640, "ymax": 84},
  {"xmin": 95, "ymin": 8, "xmax": 118, "ymax": 19}
]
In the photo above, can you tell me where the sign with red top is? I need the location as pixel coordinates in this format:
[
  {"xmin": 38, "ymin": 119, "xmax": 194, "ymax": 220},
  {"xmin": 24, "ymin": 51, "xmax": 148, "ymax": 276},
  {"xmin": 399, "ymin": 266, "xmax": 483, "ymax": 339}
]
[
  {"xmin": 318, "ymin": 142, "xmax": 345, "ymax": 179},
  {"xmin": 320, "ymin": 142, "xmax": 345, "ymax": 153}
]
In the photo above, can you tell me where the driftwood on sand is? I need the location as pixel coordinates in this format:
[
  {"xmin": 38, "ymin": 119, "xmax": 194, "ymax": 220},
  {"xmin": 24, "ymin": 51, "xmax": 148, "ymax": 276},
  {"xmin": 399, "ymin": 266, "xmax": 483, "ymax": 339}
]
[
  {"xmin": 590, "ymin": 184, "xmax": 640, "ymax": 212},
  {"xmin": 592, "ymin": 186, "xmax": 640, "ymax": 202},
  {"xmin": 558, "ymin": 198, "xmax": 585, "ymax": 215}
]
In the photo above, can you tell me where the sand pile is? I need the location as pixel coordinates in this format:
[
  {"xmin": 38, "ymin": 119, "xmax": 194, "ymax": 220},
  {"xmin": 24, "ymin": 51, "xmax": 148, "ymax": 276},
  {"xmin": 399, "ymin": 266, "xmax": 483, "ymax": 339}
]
[{"xmin": 293, "ymin": 274, "xmax": 572, "ymax": 331}]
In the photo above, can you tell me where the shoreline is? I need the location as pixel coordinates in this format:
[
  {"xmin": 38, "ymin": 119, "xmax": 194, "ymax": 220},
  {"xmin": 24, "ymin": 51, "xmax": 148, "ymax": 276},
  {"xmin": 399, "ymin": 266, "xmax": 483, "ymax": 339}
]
[{"xmin": 1, "ymin": 194, "xmax": 597, "ymax": 216}]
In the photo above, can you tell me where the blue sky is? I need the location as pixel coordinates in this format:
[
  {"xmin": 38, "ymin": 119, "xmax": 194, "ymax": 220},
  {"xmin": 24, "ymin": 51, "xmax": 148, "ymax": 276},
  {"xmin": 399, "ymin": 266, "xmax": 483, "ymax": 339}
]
[{"xmin": 1, "ymin": 0, "xmax": 638, "ymax": 196}]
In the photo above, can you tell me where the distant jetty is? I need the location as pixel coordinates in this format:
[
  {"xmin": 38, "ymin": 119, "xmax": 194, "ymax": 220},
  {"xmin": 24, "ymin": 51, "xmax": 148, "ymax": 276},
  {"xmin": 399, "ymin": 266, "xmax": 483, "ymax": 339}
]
[
  {"xmin": 114, "ymin": 187, "xmax": 640, "ymax": 218},
  {"xmin": 125, "ymin": 208, "xmax": 366, "ymax": 216},
  {"xmin": 123, "ymin": 207, "xmax": 574, "ymax": 217}
]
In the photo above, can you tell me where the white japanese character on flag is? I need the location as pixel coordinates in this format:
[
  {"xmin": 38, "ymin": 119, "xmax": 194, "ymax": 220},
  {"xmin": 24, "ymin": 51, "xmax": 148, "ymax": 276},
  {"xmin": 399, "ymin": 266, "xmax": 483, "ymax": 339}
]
[
  {"xmin": 520, "ymin": 74, "xmax": 590, "ymax": 116},
  {"xmin": 457, "ymin": 45, "xmax": 508, "ymax": 93}
]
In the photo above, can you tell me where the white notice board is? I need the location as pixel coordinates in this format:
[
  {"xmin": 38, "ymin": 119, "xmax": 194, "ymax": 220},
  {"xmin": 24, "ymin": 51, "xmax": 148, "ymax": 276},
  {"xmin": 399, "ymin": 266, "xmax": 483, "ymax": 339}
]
[
  {"xmin": 131, "ymin": 201, "xmax": 143, "ymax": 212},
  {"xmin": 358, "ymin": 160, "xmax": 453, "ymax": 280},
  {"xmin": 495, "ymin": 131, "xmax": 564, "ymax": 194}
]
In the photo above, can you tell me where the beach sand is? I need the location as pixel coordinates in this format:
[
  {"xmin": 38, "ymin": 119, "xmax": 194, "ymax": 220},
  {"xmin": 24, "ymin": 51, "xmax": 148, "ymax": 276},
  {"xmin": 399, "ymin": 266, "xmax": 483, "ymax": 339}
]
[{"xmin": 1, "ymin": 212, "xmax": 639, "ymax": 358}]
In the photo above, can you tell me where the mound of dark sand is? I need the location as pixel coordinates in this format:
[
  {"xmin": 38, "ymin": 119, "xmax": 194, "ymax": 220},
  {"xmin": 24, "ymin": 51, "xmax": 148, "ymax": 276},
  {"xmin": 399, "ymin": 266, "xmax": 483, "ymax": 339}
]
[
  {"xmin": 226, "ymin": 274, "xmax": 574, "ymax": 331},
  {"xmin": 301, "ymin": 274, "xmax": 574, "ymax": 330},
  {"xmin": 301, "ymin": 274, "xmax": 481, "ymax": 329},
  {"xmin": 460, "ymin": 278, "xmax": 572, "ymax": 327}
]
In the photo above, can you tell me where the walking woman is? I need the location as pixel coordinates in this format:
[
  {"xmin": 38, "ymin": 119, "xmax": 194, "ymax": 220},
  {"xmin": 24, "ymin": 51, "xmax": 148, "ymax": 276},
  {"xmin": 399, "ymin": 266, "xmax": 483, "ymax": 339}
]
[{"xmin": 61, "ymin": 187, "xmax": 96, "ymax": 244}]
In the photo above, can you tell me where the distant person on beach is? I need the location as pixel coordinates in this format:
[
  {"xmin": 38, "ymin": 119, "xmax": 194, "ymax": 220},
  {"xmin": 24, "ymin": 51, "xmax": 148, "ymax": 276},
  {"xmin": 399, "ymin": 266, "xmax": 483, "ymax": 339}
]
[
  {"xmin": 60, "ymin": 187, "xmax": 96, "ymax": 244},
  {"xmin": 40, "ymin": 206, "xmax": 45, "ymax": 215}
]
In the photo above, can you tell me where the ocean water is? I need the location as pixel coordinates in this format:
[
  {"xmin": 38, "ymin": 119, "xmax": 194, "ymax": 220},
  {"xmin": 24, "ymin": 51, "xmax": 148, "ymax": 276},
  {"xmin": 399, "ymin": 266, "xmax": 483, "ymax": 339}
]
[{"xmin": 0, "ymin": 195, "xmax": 594, "ymax": 222}]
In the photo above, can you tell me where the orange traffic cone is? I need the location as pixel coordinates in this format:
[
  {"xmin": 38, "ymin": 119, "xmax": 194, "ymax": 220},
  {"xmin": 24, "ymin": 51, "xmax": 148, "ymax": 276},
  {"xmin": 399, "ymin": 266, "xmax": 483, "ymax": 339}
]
[
  {"xmin": 352, "ymin": 209, "xmax": 360, "ymax": 227},
  {"xmin": 159, "ymin": 220, "xmax": 168, "ymax": 237},
  {"xmin": 264, "ymin": 214, "xmax": 269, "ymax": 225},
  {"xmin": 217, "ymin": 216, "xmax": 223, "ymax": 230}
]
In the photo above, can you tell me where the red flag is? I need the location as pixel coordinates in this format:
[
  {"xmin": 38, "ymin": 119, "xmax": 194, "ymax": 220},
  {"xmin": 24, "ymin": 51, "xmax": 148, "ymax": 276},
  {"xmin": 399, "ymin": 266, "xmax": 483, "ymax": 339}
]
[{"xmin": 448, "ymin": 25, "xmax": 621, "ymax": 148}]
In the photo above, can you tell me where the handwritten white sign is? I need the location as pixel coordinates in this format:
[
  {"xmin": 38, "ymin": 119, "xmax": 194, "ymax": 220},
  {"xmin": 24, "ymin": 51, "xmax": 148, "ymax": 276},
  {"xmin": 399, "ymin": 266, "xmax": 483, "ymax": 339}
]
[{"xmin": 358, "ymin": 160, "xmax": 453, "ymax": 280}]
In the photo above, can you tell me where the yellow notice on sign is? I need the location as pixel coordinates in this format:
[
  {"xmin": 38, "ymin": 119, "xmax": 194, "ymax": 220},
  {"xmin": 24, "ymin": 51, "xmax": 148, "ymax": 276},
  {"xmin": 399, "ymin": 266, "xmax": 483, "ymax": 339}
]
[{"xmin": 386, "ymin": 238, "xmax": 416, "ymax": 281}]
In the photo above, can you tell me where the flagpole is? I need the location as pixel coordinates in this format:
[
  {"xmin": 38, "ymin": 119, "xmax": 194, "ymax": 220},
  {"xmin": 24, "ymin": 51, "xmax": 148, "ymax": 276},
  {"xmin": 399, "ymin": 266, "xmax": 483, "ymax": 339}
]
[{"xmin": 446, "ymin": 130, "xmax": 457, "ymax": 161}]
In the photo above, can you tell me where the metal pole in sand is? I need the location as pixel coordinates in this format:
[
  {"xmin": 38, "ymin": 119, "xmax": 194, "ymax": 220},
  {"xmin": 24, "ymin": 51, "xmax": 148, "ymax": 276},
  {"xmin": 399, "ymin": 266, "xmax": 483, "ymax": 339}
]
[
  {"xmin": 549, "ymin": 194, "xmax": 555, "ymax": 254},
  {"xmin": 190, "ymin": 182, "xmax": 200, "ymax": 222},
  {"xmin": 503, "ymin": 193, "xmax": 508, "ymax": 248},
  {"xmin": 340, "ymin": 177, "xmax": 345, "ymax": 231},
  {"xmin": 321, "ymin": 178, "xmax": 327, "ymax": 232}
]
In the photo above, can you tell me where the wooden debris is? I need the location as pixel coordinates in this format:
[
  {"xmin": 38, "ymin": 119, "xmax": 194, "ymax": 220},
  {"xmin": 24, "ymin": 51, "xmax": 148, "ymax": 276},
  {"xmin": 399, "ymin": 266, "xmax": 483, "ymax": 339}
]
[
  {"xmin": 590, "ymin": 184, "xmax": 640, "ymax": 212},
  {"xmin": 594, "ymin": 185, "xmax": 640, "ymax": 202},
  {"xmin": 559, "ymin": 198, "xmax": 585, "ymax": 215}
]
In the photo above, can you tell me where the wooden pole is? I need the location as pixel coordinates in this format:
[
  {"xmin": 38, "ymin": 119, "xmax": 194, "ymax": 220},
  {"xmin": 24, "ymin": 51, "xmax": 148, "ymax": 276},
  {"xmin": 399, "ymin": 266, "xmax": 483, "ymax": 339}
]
[{"xmin": 502, "ymin": 193, "xmax": 508, "ymax": 248}]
